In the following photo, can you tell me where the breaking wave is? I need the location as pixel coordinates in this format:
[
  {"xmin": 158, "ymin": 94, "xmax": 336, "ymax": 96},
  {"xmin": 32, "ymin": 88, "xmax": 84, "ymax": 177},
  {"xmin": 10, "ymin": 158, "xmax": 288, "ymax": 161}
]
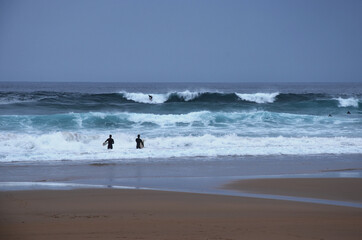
[
  {"xmin": 121, "ymin": 91, "xmax": 280, "ymax": 104},
  {"xmin": 1, "ymin": 91, "xmax": 361, "ymax": 109},
  {"xmin": 235, "ymin": 92, "xmax": 279, "ymax": 103},
  {"xmin": 1, "ymin": 111, "xmax": 359, "ymax": 134},
  {"xmin": 1, "ymin": 132, "xmax": 361, "ymax": 162},
  {"xmin": 335, "ymin": 97, "xmax": 359, "ymax": 108}
]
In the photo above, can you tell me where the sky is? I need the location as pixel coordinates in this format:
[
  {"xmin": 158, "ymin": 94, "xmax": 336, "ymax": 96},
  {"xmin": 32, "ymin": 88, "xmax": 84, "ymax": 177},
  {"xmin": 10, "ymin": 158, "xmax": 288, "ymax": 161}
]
[{"xmin": 0, "ymin": 0, "xmax": 361, "ymax": 83}]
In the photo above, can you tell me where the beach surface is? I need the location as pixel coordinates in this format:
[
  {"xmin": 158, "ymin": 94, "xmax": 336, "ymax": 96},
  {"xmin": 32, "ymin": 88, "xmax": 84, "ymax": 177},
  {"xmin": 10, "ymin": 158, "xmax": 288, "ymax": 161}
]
[
  {"xmin": 1, "ymin": 178, "xmax": 362, "ymax": 240},
  {"xmin": 223, "ymin": 178, "xmax": 362, "ymax": 203}
]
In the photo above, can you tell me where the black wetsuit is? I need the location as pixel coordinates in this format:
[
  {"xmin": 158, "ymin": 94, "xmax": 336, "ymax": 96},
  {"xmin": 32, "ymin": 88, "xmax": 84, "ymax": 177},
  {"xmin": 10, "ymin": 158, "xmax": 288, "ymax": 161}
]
[
  {"xmin": 106, "ymin": 138, "xmax": 114, "ymax": 149},
  {"xmin": 135, "ymin": 137, "xmax": 143, "ymax": 149}
]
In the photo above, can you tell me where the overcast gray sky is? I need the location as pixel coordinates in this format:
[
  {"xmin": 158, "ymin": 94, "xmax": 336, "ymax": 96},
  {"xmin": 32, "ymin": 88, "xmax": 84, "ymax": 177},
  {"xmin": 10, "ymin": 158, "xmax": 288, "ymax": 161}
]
[{"xmin": 0, "ymin": 0, "xmax": 361, "ymax": 82}]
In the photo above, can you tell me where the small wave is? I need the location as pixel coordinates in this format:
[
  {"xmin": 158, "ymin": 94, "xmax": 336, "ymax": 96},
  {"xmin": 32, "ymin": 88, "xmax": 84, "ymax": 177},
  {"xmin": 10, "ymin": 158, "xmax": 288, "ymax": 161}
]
[
  {"xmin": 236, "ymin": 92, "xmax": 279, "ymax": 103},
  {"xmin": 0, "ymin": 99, "xmax": 34, "ymax": 105},
  {"xmin": 0, "ymin": 92, "xmax": 40, "ymax": 105},
  {"xmin": 335, "ymin": 97, "xmax": 359, "ymax": 108}
]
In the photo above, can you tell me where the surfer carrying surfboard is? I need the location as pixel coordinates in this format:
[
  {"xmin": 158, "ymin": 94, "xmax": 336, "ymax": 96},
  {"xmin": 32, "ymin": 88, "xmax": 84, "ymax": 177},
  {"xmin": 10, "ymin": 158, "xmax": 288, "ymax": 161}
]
[
  {"xmin": 104, "ymin": 135, "xmax": 114, "ymax": 149},
  {"xmin": 135, "ymin": 134, "xmax": 144, "ymax": 149}
]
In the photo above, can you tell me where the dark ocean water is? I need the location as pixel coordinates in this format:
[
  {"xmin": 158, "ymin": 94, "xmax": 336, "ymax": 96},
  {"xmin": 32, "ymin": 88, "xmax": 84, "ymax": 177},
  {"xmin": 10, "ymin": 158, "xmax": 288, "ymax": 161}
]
[{"xmin": 0, "ymin": 82, "xmax": 361, "ymax": 162}]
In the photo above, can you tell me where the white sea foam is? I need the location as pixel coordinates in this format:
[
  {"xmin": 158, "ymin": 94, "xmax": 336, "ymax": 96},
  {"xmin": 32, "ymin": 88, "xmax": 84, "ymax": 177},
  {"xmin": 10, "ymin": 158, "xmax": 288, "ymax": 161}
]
[
  {"xmin": 120, "ymin": 90, "xmax": 202, "ymax": 104},
  {"xmin": 236, "ymin": 92, "xmax": 279, "ymax": 103},
  {"xmin": 335, "ymin": 97, "xmax": 359, "ymax": 108},
  {"xmin": 120, "ymin": 91, "xmax": 168, "ymax": 104},
  {"xmin": 175, "ymin": 90, "xmax": 202, "ymax": 101},
  {"xmin": 1, "ymin": 132, "xmax": 362, "ymax": 162},
  {"xmin": 126, "ymin": 111, "xmax": 211, "ymax": 126}
]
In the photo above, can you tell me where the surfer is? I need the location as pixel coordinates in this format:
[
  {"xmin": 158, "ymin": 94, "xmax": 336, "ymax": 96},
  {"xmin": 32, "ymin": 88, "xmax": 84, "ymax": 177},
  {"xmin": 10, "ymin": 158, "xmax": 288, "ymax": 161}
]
[
  {"xmin": 347, "ymin": 111, "xmax": 351, "ymax": 114},
  {"xmin": 135, "ymin": 134, "xmax": 144, "ymax": 149},
  {"xmin": 104, "ymin": 135, "xmax": 114, "ymax": 149},
  {"xmin": 149, "ymin": 95, "xmax": 153, "ymax": 101}
]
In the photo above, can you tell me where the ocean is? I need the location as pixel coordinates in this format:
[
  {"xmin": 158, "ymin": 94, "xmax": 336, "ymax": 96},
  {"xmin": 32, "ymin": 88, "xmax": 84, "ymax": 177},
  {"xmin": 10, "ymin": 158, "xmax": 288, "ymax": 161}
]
[{"xmin": 0, "ymin": 82, "xmax": 361, "ymax": 163}]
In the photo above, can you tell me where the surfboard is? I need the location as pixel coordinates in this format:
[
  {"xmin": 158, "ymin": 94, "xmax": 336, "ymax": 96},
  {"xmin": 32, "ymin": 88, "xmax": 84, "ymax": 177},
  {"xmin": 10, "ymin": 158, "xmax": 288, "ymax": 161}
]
[
  {"xmin": 140, "ymin": 139, "xmax": 144, "ymax": 149},
  {"xmin": 103, "ymin": 142, "xmax": 107, "ymax": 146}
]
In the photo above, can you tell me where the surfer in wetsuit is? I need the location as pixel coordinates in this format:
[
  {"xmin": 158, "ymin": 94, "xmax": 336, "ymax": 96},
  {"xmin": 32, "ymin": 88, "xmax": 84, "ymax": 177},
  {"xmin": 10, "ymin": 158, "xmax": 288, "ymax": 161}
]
[
  {"xmin": 104, "ymin": 135, "xmax": 114, "ymax": 149},
  {"xmin": 149, "ymin": 95, "xmax": 153, "ymax": 101},
  {"xmin": 135, "ymin": 134, "xmax": 143, "ymax": 149}
]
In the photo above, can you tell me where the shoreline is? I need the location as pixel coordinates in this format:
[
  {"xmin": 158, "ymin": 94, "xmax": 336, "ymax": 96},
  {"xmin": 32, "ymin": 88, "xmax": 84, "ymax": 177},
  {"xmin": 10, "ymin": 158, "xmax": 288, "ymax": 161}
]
[
  {"xmin": 2, "ymin": 174, "xmax": 362, "ymax": 208},
  {"xmin": 1, "ymin": 154, "xmax": 362, "ymax": 207},
  {"xmin": 2, "ymin": 154, "xmax": 361, "ymax": 182},
  {"xmin": 1, "ymin": 153, "xmax": 362, "ymax": 165}
]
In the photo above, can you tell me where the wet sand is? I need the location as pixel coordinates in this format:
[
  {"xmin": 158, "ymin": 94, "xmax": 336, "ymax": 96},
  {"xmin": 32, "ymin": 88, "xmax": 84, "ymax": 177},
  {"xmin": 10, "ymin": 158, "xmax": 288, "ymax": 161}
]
[
  {"xmin": 1, "ymin": 182, "xmax": 362, "ymax": 240},
  {"xmin": 223, "ymin": 178, "xmax": 362, "ymax": 203}
]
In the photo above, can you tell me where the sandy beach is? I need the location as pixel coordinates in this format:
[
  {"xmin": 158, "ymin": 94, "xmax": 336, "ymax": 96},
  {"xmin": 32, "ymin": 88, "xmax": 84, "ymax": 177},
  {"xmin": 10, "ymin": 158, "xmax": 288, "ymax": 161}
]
[{"xmin": 1, "ymin": 178, "xmax": 362, "ymax": 240}]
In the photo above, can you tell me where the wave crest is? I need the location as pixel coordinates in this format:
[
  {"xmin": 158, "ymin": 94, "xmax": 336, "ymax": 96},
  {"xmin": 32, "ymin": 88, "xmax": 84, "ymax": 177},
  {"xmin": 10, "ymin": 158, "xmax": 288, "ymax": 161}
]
[
  {"xmin": 1, "ymin": 111, "xmax": 359, "ymax": 138},
  {"xmin": 3, "ymin": 91, "xmax": 360, "ymax": 107},
  {"xmin": 335, "ymin": 97, "xmax": 359, "ymax": 108},
  {"xmin": 119, "ymin": 91, "xmax": 281, "ymax": 104},
  {"xmin": 120, "ymin": 90, "xmax": 203, "ymax": 104},
  {"xmin": 120, "ymin": 91, "xmax": 168, "ymax": 104},
  {"xmin": 236, "ymin": 92, "xmax": 279, "ymax": 103}
]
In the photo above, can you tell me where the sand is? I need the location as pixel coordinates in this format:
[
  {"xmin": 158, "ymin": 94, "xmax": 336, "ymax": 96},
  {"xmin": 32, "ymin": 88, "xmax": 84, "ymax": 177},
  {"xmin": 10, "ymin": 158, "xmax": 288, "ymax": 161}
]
[
  {"xmin": 223, "ymin": 178, "xmax": 362, "ymax": 202},
  {"xmin": 1, "ymin": 178, "xmax": 362, "ymax": 240}
]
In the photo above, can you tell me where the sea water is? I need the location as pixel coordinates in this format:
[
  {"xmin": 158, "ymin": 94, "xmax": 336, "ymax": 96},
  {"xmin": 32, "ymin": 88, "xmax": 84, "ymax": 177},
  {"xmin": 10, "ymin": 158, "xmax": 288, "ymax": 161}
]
[{"xmin": 0, "ymin": 82, "xmax": 361, "ymax": 163}]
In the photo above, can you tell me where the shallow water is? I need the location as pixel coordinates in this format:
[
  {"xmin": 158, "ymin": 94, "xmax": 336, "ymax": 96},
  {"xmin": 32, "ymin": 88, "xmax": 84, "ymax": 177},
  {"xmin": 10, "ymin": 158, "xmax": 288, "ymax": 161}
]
[{"xmin": 1, "ymin": 154, "xmax": 362, "ymax": 208}]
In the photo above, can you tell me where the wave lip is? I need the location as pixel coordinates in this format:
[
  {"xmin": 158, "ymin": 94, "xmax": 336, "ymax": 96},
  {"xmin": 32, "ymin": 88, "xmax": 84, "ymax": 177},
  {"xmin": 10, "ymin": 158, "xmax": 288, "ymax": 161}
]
[
  {"xmin": 236, "ymin": 92, "xmax": 279, "ymax": 103},
  {"xmin": 335, "ymin": 97, "xmax": 359, "ymax": 108},
  {"xmin": 174, "ymin": 90, "xmax": 202, "ymax": 101}
]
